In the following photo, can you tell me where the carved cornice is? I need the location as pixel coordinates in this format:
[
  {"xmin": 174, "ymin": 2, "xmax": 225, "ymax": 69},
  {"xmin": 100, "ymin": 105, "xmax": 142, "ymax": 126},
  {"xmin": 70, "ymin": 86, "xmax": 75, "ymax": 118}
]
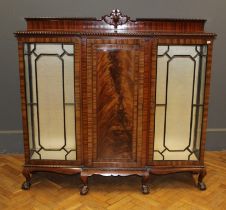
[
  {"xmin": 15, "ymin": 31, "xmax": 216, "ymax": 38},
  {"xmin": 102, "ymin": 9, "xmax": 130, "ymax": 29}
]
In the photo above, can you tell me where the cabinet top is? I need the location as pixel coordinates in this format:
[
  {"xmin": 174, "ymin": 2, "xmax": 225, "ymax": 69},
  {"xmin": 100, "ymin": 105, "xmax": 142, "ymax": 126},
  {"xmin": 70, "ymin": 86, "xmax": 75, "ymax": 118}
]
[{"xmin": 15, "ymin": 9, "xmax": 216, "ymax": 37}]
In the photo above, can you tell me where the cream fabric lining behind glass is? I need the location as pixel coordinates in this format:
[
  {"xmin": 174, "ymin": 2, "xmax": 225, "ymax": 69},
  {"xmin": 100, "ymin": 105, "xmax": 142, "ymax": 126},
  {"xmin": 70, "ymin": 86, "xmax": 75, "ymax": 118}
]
[
  {"xmin": 154, "ymin": 45, "xmax": 206, "ymax": 161},
  {"xmin": 37, "ymin": 56, "xmax": 65, "ymax": 149},
  {"xmin": 25, "ymin": 44, "xmax": 76, "ymax": 160},
  {"xmin": 165, "ymin": 58, "xmax": 194, "ymax": 151}
]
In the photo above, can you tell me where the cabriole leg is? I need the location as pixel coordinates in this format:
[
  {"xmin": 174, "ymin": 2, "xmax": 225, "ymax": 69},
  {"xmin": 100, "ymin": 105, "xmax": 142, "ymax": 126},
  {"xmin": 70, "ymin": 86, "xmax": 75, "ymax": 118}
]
[
  {"xmin": 21, "ymin": 167, "xmax": 31, "ymax": 190},
  {"xmin": 80, "ymin": 175, "xmax": 89, "ymax": 195},
  {"xmin": 197, "ymin": 169, "xmax": 207, "ymax": 191},
  {"xmin": 141, "ymin": 173, "xmax": 150, "ymax": 194}
]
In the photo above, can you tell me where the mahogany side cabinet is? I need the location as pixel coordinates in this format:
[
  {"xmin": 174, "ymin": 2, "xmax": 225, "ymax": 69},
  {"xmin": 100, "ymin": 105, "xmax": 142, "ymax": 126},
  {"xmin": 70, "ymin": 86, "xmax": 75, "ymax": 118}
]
[{"xmin": 15, "ymin": 9, "xmax": 216, "ymax": 195}]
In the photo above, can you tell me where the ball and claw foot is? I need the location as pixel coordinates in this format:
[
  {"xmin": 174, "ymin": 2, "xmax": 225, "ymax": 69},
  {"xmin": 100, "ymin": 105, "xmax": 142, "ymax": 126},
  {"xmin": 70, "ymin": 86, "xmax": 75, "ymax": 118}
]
[
  {"xmin": 80, "ymin": 185, "xmax": 89, "ymax": 195},
  {"xmin": 197, "ymin": 169, "xmax": 207, "ymax": 191},
  {"xmin": 198, "ymin": 182, "xmax": 206, "ymax": 191},
  {"xmin": 141, "ymin": 184, "xmax": 150, "ymax": 194},
  {"xmin": 22, "ymin": 181, "xmax": 31, "ymax": 190}
]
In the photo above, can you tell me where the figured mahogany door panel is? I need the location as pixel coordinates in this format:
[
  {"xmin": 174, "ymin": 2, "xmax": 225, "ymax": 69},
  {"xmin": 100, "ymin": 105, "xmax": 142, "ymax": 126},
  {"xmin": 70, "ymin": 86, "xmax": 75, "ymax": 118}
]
[
  {"xmin": 87, "ymin": 39, "xmax": 146, "ymax": 167},
  {"xmin": 97, "ymin": 47, "xmax": 138, "ymax": 161}
]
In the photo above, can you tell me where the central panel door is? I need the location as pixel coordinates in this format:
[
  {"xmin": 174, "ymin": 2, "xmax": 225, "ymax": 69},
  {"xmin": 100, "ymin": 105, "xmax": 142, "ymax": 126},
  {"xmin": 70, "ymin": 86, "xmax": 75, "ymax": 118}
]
[{"xmin": 87, "ymin": 39, "xmax": 147, "ymax": 167}]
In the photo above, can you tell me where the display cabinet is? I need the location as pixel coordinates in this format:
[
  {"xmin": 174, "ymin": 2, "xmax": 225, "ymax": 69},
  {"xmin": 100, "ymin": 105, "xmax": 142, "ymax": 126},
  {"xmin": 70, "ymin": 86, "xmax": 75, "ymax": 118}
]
[{"xmin": 15, "ymin": 9, "xmax": 216, "ymax": 195}]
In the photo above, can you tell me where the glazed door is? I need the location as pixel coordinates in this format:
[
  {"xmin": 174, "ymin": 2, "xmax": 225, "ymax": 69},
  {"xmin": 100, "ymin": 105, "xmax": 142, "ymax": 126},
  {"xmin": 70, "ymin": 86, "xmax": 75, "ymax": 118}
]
[
  {"xmin": 151, "ymin": 42, "xmax": 210, "ymax": 165},
  {"xmin": 86, "ymin": 39, "xmax": 149, "ymax": 167},
  {"xmin": 21, "ymin": 38, "xmax": 82, "ymax": 165}
]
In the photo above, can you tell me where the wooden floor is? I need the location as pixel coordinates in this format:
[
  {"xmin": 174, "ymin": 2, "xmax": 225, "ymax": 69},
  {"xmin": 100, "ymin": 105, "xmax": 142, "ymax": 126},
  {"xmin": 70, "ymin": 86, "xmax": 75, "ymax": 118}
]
[{"xmin": 0, "ymin": 151, "xmax": 226, "ymax": 210}]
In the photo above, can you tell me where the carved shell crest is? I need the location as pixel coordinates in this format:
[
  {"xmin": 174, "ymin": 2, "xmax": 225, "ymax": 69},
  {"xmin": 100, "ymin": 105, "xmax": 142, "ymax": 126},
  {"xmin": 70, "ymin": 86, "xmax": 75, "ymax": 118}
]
[{"xmin": 102, "ymin": 9, "xmax": 130, "ymax": 29}]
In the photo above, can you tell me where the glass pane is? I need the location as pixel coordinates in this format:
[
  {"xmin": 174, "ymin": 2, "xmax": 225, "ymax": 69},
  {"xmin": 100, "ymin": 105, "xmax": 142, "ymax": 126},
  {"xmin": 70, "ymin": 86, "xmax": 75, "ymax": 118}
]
[
  {"xmin": 154, "ymin": 107, "xmax": 165, "ymax": 152},
  {"xmin": 66, "ymin": 151, "xmax": 77, "ymax": 160},
  {"xmin": 154, "ymin": 45, "xmax": 207, "ymax": 161},
  {"xmin": 33, "ymin": 105, "xmax": 40, "ymax": 151},
  {"xmin": 35, "ymin": 44, "xmax": 64, "ymax": 55},
  {"xmin": 63, "ymin": 54, "xmax": 74, "ymax": 103},
  {"xmin": 37, "ymin": 56, "xmax": 65, "ymax": 149},
  {"xmin": 192, "ymin": 106, "xmax": 203, "ymax": 158},
  {"xmin": 26, "ymin": 104, "xmax": 33, "ymax": 149},
  {"xmin": 24, "ymin": 43, "xmax": 76, "ymax": 160},
  {"xmin": 161, "ymin": 150, "xmax": 191, "ymax": 161},
  {"xmin": 165, "ymin": 57, "xmax": 194, "ymax": 151},
  {"xmin": 168, "ymin": 46, "xmax": 197, "ymax": 57},
  {"xmin": 156, "ymin": 56, "xmax": 168, "ymax": 104},
  {"xmin": 63, "ymin": 44, "xmax": 74, "ymax": 54},
  {"xmin": 65, "ymin": 105, "xmax": 76, "ymax": 151},
  {"xmin": 39, "ymin": 150, "xmax": 67, "ymax": 160},
  {"xmin": 194, "ymin": 55, "xmax": 206, "ymax": 105},
  {"xmin": 158, "ymin": 46, "xmax": 169, "ymax": 56}
]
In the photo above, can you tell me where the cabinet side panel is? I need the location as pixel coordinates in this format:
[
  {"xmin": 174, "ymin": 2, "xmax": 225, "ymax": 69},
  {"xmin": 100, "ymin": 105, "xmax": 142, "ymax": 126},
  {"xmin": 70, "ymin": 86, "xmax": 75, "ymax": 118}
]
[
  {"xmin": 18, "ymin": 41, "xmax": 30, "ymax": 163},
  {"xmin": 199, "ymin": 43, "xmax": 213, "ymax": 164}
]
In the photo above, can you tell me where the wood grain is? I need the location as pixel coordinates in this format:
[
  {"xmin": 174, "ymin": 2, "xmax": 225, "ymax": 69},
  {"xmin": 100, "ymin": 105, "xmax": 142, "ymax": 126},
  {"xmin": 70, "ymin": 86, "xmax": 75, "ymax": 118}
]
[
  {"xmin": 24, "ymin": 16, "xmax": 206, "ymax": 33},
  {"xmin": 86, "ymin": 39, "xmax": 146, "ymax": 168},
  {"xmin": 0, "ymin": 152, "xmax": 225, "ymax": 209},
  {"xmin": 96, "ymin": 48, "xmax": 135, "ymax": 160}
]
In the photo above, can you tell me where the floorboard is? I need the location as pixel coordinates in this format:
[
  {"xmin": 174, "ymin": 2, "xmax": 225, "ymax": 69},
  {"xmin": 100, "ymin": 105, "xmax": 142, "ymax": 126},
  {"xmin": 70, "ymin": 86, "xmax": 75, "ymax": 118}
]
[{"xmin": 0, "ymin": 151, "xmax": 225, "ymax": 210}]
